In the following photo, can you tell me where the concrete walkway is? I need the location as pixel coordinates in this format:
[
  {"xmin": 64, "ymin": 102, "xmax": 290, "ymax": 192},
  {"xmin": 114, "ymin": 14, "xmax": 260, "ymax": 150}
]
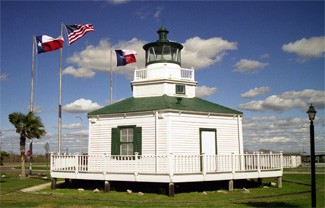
[
  {"xmin": 20, "ymin": 182, "xmax": 52, "ymax": 192},
  {"xmin": 20, "ymin": 181, "xmax": 64, "ymax": 193}
]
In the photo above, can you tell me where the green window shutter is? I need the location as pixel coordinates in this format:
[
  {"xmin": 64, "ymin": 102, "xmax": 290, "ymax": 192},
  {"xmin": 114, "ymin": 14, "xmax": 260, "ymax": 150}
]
[
  {"xmin": 134, "ymin": 127, "xmax": 142, "ymax": 155},
  {"xmin": 111, "ymin": 128, "xmax": 120, "ymax": 155}
]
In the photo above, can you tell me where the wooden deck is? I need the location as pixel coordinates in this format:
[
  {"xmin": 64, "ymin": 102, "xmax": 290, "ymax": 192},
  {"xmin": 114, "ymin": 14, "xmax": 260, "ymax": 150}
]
[{"xmin": 51, "ymin": 153, "xmax": 283, "ymax": 183}]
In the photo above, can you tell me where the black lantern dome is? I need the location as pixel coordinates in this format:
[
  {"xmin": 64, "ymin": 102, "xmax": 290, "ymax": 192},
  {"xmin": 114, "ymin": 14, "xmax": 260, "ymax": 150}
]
[{"xmin": 143, "ymin": 26, "xmax": 183, "ymax": 66}]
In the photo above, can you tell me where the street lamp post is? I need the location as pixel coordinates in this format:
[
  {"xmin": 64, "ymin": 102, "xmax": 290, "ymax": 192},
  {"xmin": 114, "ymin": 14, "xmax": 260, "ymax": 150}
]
[{"xmin": 307, "ymin": 104, "xmax": 317, "ymax": 208}]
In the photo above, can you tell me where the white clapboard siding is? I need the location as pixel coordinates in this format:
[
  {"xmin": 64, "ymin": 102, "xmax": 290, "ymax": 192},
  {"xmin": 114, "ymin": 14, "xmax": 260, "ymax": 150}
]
[
  {"xmin": 88, "ymin": 113, "xmax": 168, "ymax": 156},
  {"xmin": 89, "ymin": 111, "xmax": 241, "ymax": 156},
  {"xmin": 167, "ymin": 113, "xmax": 240, "ymax": 155}
]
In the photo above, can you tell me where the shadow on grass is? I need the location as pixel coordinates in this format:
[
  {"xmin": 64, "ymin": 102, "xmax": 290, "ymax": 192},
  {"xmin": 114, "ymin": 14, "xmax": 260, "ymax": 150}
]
[
  {"xmin": 238, "ymin": 201, "xmax": 302, "ymax": 208},
  {"xmin": 282, "ymin": 179, "xmax": 310, "ymax": 187}
]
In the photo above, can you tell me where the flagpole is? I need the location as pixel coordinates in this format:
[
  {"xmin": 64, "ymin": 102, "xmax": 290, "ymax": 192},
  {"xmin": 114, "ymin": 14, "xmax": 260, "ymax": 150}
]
[
  {"xmin": 110, "ymin": 49, "xmax": 113, "ymax": 105},
  {"xmin": 58, "ymin": 24, "xmax": 63, "ymax": 154},
  {"xmin": 30, "ymin": 36, "xmax": 35, "ymax": 113},
  {"xmin": 29, "ymin": 35, "xmax": 35, "ymax": 175}
]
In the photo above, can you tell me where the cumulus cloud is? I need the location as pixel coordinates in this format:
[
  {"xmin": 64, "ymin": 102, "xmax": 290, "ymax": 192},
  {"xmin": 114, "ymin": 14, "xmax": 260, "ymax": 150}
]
[
  {"xmin": 241, "ymin": 86, "xmax": 271, "ymax": 98},
  {"xmin": 62, "ymin": 98, "xmax": 102, "ymax": 113},
  {"xmin": 242, "ymin": 116, "xmax": 314, "ymax": 152},
  {"xmin": 182, "ymin": 37, "xmax": 237, "ymax": 69},
  {"xmin": 63, "ymin": 66, "xmax": 95, "ymax": 78},
  {"xmin": 282, "ymin": 36, "xmax": 325, "ymax": 61},
  {"xmin": 243, "ymin": 117, "xmax": 325, "ymax": 152},
  {"xmin": 234, "ymin": 59, "xmax": 268, "ymax": 73},
  {"xmin": 196, "ymin": 85, "xmax": 217, "ymax": 98},
  {"xmin": 238, "ymin": 89, "xmax": 325, "ymax": 112},
  {"xmin": 63, "ymin": 38, "xmax": 146, "ymax": 79},
  {"xmin": 63, "ymin": 36, "xmax": 237, "ymax": 79}
]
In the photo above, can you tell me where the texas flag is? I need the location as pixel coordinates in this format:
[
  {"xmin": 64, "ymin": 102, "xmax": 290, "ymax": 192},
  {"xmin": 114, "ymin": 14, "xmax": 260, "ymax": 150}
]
[
  {"xmin": 36, "ymin": 35, "xmax": 64, "ymax": 54},
  {"xmin": 115, "ymin": 50, "xmax": 137, "ymax": 66}
]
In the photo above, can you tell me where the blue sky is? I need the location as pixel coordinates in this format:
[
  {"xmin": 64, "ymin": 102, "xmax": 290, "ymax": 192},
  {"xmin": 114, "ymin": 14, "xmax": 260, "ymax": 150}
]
[{"xmin": 1, "ymin": 0, "xmax": 324, "ymax": 155}]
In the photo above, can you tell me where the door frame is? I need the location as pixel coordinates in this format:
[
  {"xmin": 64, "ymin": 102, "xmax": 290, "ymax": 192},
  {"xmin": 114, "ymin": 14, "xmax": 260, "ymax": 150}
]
[{"xmin": 199, "ymin": 128, "xmax": 217, "ymax": 171}]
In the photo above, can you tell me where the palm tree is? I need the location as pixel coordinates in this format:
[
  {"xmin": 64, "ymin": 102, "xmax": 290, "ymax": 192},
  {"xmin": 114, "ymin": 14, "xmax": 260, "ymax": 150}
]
[{"xmin": 8, "ymin": 112, "xmax": 46, "ymax": 177}]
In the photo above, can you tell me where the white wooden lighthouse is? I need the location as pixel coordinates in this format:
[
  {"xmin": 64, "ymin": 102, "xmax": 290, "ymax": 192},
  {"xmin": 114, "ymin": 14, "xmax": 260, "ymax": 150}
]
[
  {"xmin": 51, "ymin": 26, "xmax": 283, "ymax": 196},
  {"xmin": 132, "ymin": 25, "xmax": 196, "ymax": 98}
]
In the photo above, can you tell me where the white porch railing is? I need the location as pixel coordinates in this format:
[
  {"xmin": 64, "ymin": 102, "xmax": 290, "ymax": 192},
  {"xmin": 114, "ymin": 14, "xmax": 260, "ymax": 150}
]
[
  {"xmin": 51, "ymin": 153, "xmax": 283, "ymax": 175},
  {"xmin": 134, "ymin": 68, "xmax": 194, "ymax": 81}
]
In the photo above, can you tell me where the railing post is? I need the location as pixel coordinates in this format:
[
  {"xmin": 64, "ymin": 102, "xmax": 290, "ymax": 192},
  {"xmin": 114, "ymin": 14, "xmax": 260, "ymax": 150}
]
[
  {"xmin": 257, "ymin": 152, "xmax": 261, "ymax": 175},
  {"xmin": 202, "ymin": 153, "xmax": 206, "ymax": 176},
  {"xmin": 135, "ymin": 152, "xmax": 139, "ymax": 177},
  {"xmin": 280, "ymin": 152, "xmax": 283, "ymax": 172},
  {"xmin": 75, "ymin": 154, "xmax": 79, "ymax": 174},
  {"xmin": 191, "ymin": 67, "xmax": 195, "ymax": 81},
  {"xmin": 169, "ymin": 153, "xmax": 174, "ymax": 181},
  {"xmin": 231, "ymin": 153, "xmax": 235, "ymax": 175}
]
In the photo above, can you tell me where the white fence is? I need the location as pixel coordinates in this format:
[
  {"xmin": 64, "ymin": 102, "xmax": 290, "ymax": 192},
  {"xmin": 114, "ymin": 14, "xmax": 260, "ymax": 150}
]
[
  {"xmin": 51, "ymin": 153, "xmax": 283, "ymax": 175},
  {"xmin": 283, "ymin": 156, "xmax": 302, "ymax": 168}
]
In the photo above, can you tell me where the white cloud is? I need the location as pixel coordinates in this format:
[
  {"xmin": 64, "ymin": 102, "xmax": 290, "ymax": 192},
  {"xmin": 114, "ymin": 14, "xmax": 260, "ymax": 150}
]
[
  {"xmin": 63, "ymin": 38, "xmax": 146, "ymax": 79},
  {"xmin": 234, "ymin": 59, "xmax": 268, "ymax": 73},
  {"xmin": 196, "ymin": 86, "xmax": 217, "ymax": 98},
  {"xmin": 238, "ymin": 100, "xmax": 264, "ymax": 111},
  {"xmin": 154, "ymin": 7, "xmax": 163, "ymax": 19},
  {"xmin": 106, "ymin": 0, "xmax": 130, "ymax": 5},
  {"xmin": 66, "ymin": 129, "xmax": 89, "ymax": 137},
  {"xmin": 238, "ymin": 89, "xmax": 325, "ymax": 112},
  {"xmin": 63, "ymin": 36, "xmax": 237, "ymax": 79},
  {"xmin": 260, "ymin": 53, "xmax": 270, "ymax": 59},
  {"xmin": 282, "ymin": 36, "xmax": 325, "ymax": 61},
  {"xmin": 63, "ymin": 66, "xmax": 95, "ymax": 78},
  {"xmin": 241, "ymin": 86, "xmax": 271, "ymax": 98},
  {"xmin": 0, "ymin": 73, "xmax": 8, "ymax": 81},
  {"xmin": 182, "ymin": 36, "xmax": 237, "ymax": 69},
  {"xmin": 62, "ymin": 98, "xmax": 102, "ymax": 113},
  {"xmin": 135, "ymin": 6, "xmax": 164, "ymax": 21},
  {"xmin": 62, "ymin": 123, "xmax": 83, "ymax": 129},
  {"xmin": 242, "ymin": 116, "xmax": 315, "ymax": 152},
  {"xmin": 260, "ymin": 137, "xmax": 293, "ymax": 143}
]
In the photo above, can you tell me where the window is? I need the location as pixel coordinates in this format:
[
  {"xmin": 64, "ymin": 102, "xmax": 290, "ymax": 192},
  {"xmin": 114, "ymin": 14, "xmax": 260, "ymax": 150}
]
[
  {"xmin": 176, "ymin": 85, "xmax": 185, "ymax": 94},
  {"xmin": 120, "ymin": 128, "xmax": 134, "ymax": 155},
  {"xmin": 111, "ymin": 126, "xmax": 142, "ymax": 156}
]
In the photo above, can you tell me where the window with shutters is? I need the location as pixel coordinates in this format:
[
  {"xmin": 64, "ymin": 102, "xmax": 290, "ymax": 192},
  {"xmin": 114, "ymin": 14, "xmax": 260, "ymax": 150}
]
[
  {"xmin": 120, "ymin": 128, "xmax": 134, "ymax": 155},
  {"xmin": 111, "ymin": 126, "xmax": 142, "ymax": 157}
]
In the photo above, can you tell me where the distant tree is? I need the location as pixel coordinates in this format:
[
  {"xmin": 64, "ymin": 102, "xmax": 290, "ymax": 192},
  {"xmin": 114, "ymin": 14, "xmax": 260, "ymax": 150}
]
[
  {"xmin": 259, "ymin": 148, "xmax": 273, "ymax": 153},
  {"xmin": 8, "ymin": 112, "xmax": 46, "ymax": 177},
  {"xmin": 0, "ymin": 150, "xmax": 9, "ymax": 166},
  {"xmin": 244, "ymin": 148, "xmax": 252, "ymax": 154}
]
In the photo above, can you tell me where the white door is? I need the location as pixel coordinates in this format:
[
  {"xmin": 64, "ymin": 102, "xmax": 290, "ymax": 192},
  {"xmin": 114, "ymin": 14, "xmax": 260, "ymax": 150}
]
[{"xmin": 201, "ymin": 130, "xmax": 216, "ymax": 155}]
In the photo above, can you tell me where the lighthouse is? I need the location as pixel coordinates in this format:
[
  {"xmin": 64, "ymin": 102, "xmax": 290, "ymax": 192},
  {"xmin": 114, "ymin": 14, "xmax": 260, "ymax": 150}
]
[
  {"xmin": 51, "ymin": 26, "xmax": 282, "ymax": 197},
  {"xmin": 132, "ymin": 26, "xmax": 197, "ymax": 98}
]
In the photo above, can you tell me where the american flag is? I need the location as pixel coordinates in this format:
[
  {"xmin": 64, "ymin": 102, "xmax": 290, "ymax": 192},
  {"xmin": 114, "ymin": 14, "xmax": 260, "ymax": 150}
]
[{"xmin": 65, "ymin": 24, "xmax": 94, "ymax": 45}]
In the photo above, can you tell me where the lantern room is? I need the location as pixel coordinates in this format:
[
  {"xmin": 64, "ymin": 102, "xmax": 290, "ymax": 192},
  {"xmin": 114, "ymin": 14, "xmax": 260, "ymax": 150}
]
[{"xmin": 143, "ymin": 26, "xmax": 183, "ymax": 66}]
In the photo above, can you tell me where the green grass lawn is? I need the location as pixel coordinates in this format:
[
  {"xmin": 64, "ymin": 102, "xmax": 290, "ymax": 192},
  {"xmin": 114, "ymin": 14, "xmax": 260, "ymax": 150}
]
[{"xmin": 0, "ymin": 171, "xmax": 324, "ymax": 207}]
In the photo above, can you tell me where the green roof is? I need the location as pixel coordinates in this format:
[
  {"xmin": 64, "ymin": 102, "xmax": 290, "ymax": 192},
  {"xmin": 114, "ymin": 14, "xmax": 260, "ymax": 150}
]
[{"xmin": 88, "ymin": 95, "xmax": 242, "ymax": 116}]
